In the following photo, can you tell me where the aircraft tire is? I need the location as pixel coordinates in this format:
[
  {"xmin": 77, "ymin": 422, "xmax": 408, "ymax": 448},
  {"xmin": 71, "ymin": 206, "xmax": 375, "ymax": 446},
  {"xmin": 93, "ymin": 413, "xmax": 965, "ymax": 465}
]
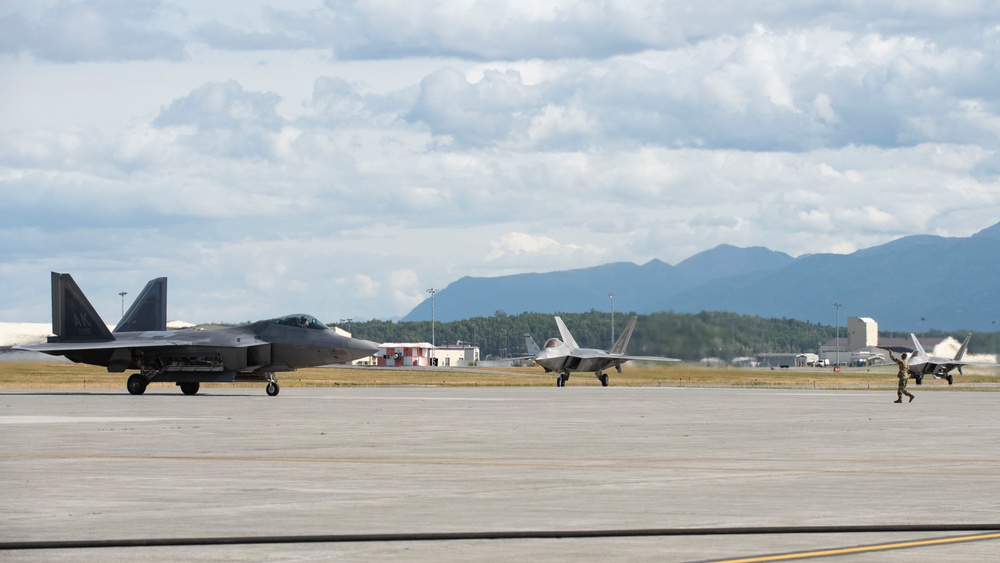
[
  {"xmin": 599, "ymin": 374, "xmax": 609, "ymax": 387},
  {"xmin": 126, "ymin": 374, "xmax": 147, "ymax": 395},
  {"xmin": 915, "ymin": 374, "xmax": 923, "ymax": 385},
  {"xmin": 266, "ymin": 381, "xmax": 280, "ymax": 396},
  {"xmin": 947, "ymin": 375, "xmax": 954, "ymax": 385},
  {"xmin": 180, "ymin": 382, "xmax": 200, "ymax": 395}
]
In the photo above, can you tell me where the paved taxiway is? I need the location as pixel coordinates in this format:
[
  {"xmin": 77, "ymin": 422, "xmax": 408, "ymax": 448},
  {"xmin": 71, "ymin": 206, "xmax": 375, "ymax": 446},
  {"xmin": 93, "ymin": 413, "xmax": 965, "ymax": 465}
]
[{"xmin": 2, "ymin": 386, "xmax": 999, "ymax": 561}]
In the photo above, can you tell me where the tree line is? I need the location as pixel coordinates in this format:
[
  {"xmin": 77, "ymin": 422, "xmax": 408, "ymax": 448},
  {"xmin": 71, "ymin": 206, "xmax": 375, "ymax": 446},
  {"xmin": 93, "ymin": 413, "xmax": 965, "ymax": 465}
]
[
  {"xmin": 344, "ymin": 310, "xmax": 839, "ymax": 361},
  {"xmin": 342, "ymin": 311, "xmax": 1000, "ymax": 362}
]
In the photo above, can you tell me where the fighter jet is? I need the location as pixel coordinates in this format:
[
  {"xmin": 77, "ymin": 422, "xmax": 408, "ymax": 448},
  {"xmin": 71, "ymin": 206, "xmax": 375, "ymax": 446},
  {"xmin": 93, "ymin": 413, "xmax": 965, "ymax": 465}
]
[
  {"xmin": 903, "ymin": 333, "xmax": 999, "ymax": 385},
  {"xmin": 16, "ymin": 272, "xmax": 379, "ymax": 396},
  {"xmin": 524, "ymin": 315, "xmax": 680, "ymax": 387}
]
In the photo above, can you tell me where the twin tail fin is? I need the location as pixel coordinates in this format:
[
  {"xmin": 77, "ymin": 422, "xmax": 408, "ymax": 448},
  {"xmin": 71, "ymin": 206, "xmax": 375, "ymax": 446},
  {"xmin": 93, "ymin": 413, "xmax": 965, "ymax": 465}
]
[{"xmin": 50, "ymin": 272, "xmax": 114, "ymax": 342}]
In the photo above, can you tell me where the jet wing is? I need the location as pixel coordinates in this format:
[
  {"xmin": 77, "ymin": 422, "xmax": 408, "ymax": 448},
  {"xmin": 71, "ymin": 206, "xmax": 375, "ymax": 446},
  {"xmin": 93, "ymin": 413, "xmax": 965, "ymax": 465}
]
[
  {"xmin": 938, "ymin": 360, "xmax": 1000, "ymax": 369},
  {"xmin": 565, "ymin": 350, "xmax": 679, "ymax": 363},
  {"xmin": 16, "ymin": 331, "xmax": 264, "ymax": 353},
  {"xmin": 611, "ymin": 354, "xmax": 681, "ymax": 363}
]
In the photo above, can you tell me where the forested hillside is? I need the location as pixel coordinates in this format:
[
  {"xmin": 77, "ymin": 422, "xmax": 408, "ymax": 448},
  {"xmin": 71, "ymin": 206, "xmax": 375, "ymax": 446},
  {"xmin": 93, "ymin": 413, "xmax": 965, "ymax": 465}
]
[{"xmin": 403, "ymin": 224, "xmax": 1000, "ymax": 332}]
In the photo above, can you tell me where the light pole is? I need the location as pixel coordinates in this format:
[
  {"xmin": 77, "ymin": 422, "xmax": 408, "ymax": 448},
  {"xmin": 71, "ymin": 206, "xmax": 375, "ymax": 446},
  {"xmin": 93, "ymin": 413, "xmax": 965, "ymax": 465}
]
[
  {"xmin": 118, "ymin": 291, "xmax": 128, "ymax": 317},
  {"xmin": 426, "ymin": 288, "xmax": 437, "ymax": 347},
  {"xmin": 609, "ymin": 291, "xmax": 616, "ymax": 348},
  {"xmin": 340, "ymin": 318, "xmax": 352, "ymax": 334},
  {"xmin": 833, "ymin": 301, "xmax": 842, "ymax": 367}
]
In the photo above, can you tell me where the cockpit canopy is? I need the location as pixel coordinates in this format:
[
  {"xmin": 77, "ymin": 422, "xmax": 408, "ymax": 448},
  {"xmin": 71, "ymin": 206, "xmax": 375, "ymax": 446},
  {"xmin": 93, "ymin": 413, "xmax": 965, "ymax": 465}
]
[
  {"xmin": 544, "ymin": 338, "xmax": 563, "ymax": 348},
  {"xmin": 271, "ymin": 314, "xmax": 327, "ymax": 330}
]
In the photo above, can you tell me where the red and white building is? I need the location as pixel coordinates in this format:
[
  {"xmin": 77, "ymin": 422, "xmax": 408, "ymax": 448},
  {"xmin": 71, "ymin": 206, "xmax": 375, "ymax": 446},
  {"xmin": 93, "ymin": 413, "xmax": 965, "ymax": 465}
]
[
  {"xmin": 376, "ymin": 343, "xmax": 434, "ymax": 367},
  {"xmin": 374, "ymin": 342, "xmax": 481, "ymax": 367}
]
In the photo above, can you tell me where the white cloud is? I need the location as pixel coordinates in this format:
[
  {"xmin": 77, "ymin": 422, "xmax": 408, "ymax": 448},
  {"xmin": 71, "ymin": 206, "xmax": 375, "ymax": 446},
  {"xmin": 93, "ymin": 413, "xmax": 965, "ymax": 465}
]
[
  {"xmin": 0, "ymin": 0, "xmax": 186, "ymax": 62},
  {"xmin": 1, "ymin": 1, "xmax": 999, "ymax": 322},
  {"xmin": 387, "ymin": 269, "xmax": 425, "ymax": 311},
  {"xmin": 486, "ymin": 232, "xmax": 563, "ymax": 260},
  {"xmin": 486, "ymin": 232, "xmax": 604, "ymax": 266}
]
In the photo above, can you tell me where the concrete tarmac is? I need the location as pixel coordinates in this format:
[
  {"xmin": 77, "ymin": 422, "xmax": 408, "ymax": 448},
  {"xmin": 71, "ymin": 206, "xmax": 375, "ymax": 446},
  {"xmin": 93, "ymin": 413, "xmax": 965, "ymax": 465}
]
[{"xmin": 2, "ymin": 385, "xmax": 1000, "ymax": 561}]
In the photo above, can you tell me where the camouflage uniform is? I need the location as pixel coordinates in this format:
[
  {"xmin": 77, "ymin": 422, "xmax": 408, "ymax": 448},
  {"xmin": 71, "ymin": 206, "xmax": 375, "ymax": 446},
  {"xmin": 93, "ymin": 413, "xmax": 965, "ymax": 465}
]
[{"xmin": 888, "ymin": 350, "xmax": 915, "ymax": 402}]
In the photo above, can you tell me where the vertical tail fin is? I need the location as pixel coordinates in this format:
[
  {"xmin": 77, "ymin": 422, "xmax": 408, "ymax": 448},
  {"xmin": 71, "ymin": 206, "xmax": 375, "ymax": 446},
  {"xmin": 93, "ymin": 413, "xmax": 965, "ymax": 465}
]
[
  {"xmin": 909, "ymin": 333, "xmax": 927, "ymax": 358},
  {"xmin": 954, "ymin": 334, "xmax": 971, "ymax": 361},
  {"xmin": 554, "ymin": 316, "xmax": 579, "ymax": 349},
  {"xmin": 50, "ymin": 272, "xmax": 114, "ymax": 342},
  {"xmin": 524, "ymin": 334, "xmax": 540, "ymax": 356},
  {"xmin": 114, "ymin": 277, "xmax": 168, "ymax": 333},
  {"xmin": 611, "ymin": 315, "xmax": 638, "ymax": 354}
]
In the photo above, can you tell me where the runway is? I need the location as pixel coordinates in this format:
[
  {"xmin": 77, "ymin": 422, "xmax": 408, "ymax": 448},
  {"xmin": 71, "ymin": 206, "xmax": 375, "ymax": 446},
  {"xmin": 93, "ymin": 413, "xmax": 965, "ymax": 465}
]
[{"xmin": 2, "ymin": 386, "xmax": 999, "ymax": 561}]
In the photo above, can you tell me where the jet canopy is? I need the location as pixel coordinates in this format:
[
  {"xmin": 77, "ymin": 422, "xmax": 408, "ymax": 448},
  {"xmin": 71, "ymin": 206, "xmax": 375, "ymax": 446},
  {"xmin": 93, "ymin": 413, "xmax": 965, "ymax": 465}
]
[
  {"xmin": 544, "ymin": 338, "xmax": 563, "ymax": 348},
  {"xmin": 270, "ymin": 314, "xmax": 327, "ymax": 330}
]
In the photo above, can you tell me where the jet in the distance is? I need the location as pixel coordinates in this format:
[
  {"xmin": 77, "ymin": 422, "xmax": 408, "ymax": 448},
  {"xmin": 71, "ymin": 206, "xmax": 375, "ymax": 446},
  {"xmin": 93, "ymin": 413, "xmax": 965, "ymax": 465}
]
[
  {"xmin": 16, "ymin": 272, "xmax": 379, "ymax": 396},
  {"xmin": 524, "ymin": 315, "xmax": 680, "ymax": 387},
  {"xmin": 904, "ymin": 333, "xmax": 999, "ymax": 385}
]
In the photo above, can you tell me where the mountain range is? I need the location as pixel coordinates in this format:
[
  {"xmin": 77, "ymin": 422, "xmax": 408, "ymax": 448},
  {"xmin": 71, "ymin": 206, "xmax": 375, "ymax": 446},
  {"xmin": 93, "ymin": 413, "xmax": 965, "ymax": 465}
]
[{"xmin": 404, "ymin": 222, "xmax": 1000, "ymax": 332}]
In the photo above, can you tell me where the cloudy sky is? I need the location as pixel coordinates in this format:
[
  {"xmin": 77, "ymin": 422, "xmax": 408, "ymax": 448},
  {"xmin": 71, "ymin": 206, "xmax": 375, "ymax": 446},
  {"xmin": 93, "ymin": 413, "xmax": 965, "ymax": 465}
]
[{"xmin": 2, "ymin": 1, "xmax": 999, "ymax": 325}]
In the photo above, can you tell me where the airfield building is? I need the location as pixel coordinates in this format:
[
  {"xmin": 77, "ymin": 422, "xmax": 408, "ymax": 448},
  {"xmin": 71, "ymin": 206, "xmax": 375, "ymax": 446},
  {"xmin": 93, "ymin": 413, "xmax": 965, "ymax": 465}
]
[
  {"xmin": 756, "ymin": 353, "xmax": 813, "ymax": 368},
  {"xmin": 817, "ymin": 316, "xmax": 974, "ymax": 366},
  {"xmin": 432, "ymin": 343, "xmax": 480, "ymax": 367},
  {"xmin": 375, "ymin": 342, "xmax": 481, "ymax": 367},
  {"xmin": 377, "ymin": 343, "xmax": 433, "ymax": 367}
]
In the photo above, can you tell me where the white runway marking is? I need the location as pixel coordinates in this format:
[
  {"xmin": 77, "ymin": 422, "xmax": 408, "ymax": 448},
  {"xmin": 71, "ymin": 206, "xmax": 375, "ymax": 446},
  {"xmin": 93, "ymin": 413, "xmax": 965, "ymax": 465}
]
[
  {"xmin": 292, "ymin": 395, "xmax": 529, "ymax": 401},
  {"xmin": 0, "ymin": 416, "xmax": 195, "ymax": 424}
]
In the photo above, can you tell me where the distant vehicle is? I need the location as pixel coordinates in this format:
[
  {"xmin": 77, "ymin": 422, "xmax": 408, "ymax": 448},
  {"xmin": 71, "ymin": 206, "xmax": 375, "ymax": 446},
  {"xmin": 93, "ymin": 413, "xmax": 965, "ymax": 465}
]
[
  {"xmin": 523, "ymin": 315, "xmax": 680, "ymax": 387},
  {"xmin": 904, "ymin": 333, "xmax": 999, "ymax": 385},
  {"xmin": 16, "ymin": 273, "xmax": 379, "ymax": 396}
]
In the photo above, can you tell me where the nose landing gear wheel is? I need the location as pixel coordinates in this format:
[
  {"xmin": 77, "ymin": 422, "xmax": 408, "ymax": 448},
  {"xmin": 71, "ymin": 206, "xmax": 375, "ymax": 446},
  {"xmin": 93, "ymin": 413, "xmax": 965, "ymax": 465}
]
[
  {"xmin": 179, "ymin": 382, "xmax": 200, "ymax": 395},
  {"xmin": 266, "ymin": 381, "xmax": 280, "ymax": 396}
]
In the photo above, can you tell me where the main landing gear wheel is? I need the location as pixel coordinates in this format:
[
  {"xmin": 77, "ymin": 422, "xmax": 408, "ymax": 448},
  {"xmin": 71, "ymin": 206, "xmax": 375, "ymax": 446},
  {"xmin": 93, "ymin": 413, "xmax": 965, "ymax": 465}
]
[
  {"xmin": 947, "ymin": 375, "xmax": 954, "ymax": 385},
  {"xmin": 598, "ymin": 373, "xmax": 609, "ymax": 387},
  {"xmin": 557, "ymin": 373, "xmax": 569, "ymax": 387},
  {"xmin": 180, "ymin": 382, "xmax": 200, "ymax": 395},
  {"xmin": 126, "ymin": 374, "xmax": 147, "ymax": 395}
]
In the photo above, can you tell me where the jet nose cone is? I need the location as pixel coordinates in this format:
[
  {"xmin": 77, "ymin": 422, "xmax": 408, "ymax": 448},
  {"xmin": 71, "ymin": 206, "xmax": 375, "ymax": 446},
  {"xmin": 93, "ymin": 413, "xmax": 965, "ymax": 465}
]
[{"xmin": 348, "ymin": 338, "xmax": 380, "ymax": 359}]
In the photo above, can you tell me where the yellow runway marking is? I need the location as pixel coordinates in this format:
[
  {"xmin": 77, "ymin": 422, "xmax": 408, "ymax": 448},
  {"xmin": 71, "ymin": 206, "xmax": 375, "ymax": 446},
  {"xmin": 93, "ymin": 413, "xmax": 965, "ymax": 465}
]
[{"xmin": 710, "ymin": 532, "xmax": 1000, "ymax": 562}]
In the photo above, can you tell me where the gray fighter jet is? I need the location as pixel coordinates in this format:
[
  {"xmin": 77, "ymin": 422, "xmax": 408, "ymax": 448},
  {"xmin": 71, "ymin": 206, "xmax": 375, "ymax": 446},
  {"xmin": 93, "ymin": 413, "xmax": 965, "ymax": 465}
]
[
  {"xmin": 16, "ymin": 272, "xmax": 379, "ymax": 396},
  {"xmin": 524, "ymin": 315, "xmax": 680, "ymax": 387},
  {"xmin": 903, "ymin": 333, "xmax": 999, "ymax": 385}
]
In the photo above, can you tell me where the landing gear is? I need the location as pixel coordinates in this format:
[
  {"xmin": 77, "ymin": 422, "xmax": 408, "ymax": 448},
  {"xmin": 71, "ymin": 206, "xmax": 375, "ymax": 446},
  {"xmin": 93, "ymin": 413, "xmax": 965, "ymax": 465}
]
[
  {"xmin": 597, "ymin": 372, "xmax": 609, "ymax": 387},
  {"xmin": 179, "ymin": 382, "xmax": 200, "ymax": 395},
  {"xmin": 265, "ymin": 373, "xmax": 280, "ymax": 396},
  {"xmin": 947, "ymin": 374, "xmax": 954, "ymax": 385},
  {"xmin": 126, "ymin": 373, "xmax": 147, "ymax": 395},
  {"xmin": 557, "ymin": 373, "xmax": 569, "ymax": 387},
  {"xmin": 914, "ymin": 373, "xmax": 924, "ymax": 385}
]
